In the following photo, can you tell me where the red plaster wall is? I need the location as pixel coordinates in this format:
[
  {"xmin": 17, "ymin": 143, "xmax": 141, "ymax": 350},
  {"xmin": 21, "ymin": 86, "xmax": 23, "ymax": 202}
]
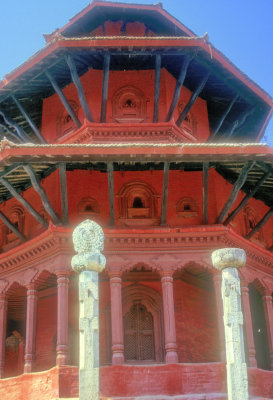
[{"xmin": 174, "ymin": 278, "xmax": 219, "ymax": 363}]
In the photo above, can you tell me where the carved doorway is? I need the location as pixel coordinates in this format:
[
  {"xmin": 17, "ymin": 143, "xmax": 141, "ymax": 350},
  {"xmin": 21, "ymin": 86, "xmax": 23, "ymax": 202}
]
[{"xmin": 124, "ymin": 303, "xmax": 155, "ymax": 362}]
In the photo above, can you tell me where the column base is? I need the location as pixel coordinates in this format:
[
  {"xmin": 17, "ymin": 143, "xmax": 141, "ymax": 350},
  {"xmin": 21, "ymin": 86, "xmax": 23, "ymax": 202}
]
[
  {"xmin": 248, "ymin": 355, "xmax": 257, "ymax": 368},
  {"xmin": 165, "ymin": 351, "xmax": 178, "ymax": 364},
  {"xmin": 112, "ymin": 353, "xmax": 125, "ymax": 365}
]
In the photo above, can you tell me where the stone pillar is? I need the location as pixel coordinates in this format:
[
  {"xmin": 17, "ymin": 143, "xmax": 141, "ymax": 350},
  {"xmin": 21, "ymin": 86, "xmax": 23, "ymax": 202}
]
[
  {"xmin": 213, "ymin": 274, "xmax": 226, "ymax": 362},
  {"xmin": 109, "ymin": 272, "xmax": 124, "ymax": 365},
  {"xmin": 241, "ymin": 280, "xmax": 257, "ymax": 368},
  {"xmin": 0, "ymin": 294, "xmax": 7, "ymax": 378},
  {"xmin": 24, "ymin": 283, "xmax": 38, "ymax": 373},
  {"xmin": 262, "ymin": 289, "xmax": 273, "ymax": 370},
  {"xmin": 72, "ymin": 219, "xmax": 106, "ymax": 400},
  {"xmin": 212, "ymin": 248, "xmax": 248, "ymax": 400},
  {"xmin": 56, "ymin": 271, "xmax": 70, "ymax": 366},
  {"xmin": 160, "ymin": 270, "xmax": 178, "ymax": 364}
]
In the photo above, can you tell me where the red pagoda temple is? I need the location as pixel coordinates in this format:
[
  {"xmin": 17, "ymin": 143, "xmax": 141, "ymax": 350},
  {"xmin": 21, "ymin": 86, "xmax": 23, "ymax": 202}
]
[{"xmin": 0, "ymin": 1, "xmax": 272, "ymax": 399}]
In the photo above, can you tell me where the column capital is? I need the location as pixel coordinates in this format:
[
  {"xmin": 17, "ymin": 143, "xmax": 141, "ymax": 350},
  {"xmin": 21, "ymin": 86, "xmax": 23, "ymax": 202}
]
[
  {"xmin": 108, "ymin": 270, "xmax": 123, "ymax": 280},
  {"xmin": 160, "ymin": 269, "xmax": 174, "ymax": 280},
  {"xmin": 152, "ymin": 254, "xmax": 180, "ymax": 273},
  {"xmin": 212, "ymin": 248, "xmax": 246, "ymax": 271},
  {"xmin": 55, "ymin": 269, "xmax": 71, "ymax": 278}
]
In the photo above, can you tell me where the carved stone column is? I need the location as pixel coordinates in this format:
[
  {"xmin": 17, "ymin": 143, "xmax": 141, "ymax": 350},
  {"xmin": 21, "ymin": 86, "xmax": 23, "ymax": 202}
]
[
  {"xmin": 24, "ymin": 283, "xmax": 38, "ymax": 373},
  {"xmin": 212, "ymin": 274, "xmax": 226, "ymax": 362},
  {"xmin": 262, "ymin": 289, "xmax": 273, "ymax": 370},
  {"xmin": 56, "ymin": 270, "xmax": 70, "ymax": 366},
  {"xmin": 241, "ymin": 280, "xmax": 257, "ymax": 368},
  {"xmin": 109, "ymin": 272, "xmax": 124, "ymax": 365},
  {"xmin": 160, "ymin": 270, "xmax": 178, "ymax": 364},
  {"xmin": 212, "ymin": 248, "xmax": 248, "ymax": 400},
  {"xmin": 72, "ymin": 220, "xmax": 106, "ymax": 400},
  {"xmin": 0, "ymin": 293, "xmax": 7, "ymax": 378}
]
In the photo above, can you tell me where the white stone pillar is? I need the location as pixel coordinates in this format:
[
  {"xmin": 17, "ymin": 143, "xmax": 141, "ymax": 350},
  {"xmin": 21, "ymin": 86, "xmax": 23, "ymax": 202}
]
[
  {"xmin": 72, "ymin": 220, "xmax": 106, "ymax": 400},
  {"xmin": 211, "ymin": 248, "xmax": 248, "ymax": 400}
]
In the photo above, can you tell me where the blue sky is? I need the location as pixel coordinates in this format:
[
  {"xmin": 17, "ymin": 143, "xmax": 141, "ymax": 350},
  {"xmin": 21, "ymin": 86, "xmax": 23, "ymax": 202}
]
[{"xmin": 0, "ymin": 0, "xmax": 272, "ymax": 142}]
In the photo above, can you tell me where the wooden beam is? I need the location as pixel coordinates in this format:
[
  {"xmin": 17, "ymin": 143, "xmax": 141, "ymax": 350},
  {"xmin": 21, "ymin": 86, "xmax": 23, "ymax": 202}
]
[
  {"xmin": 0, "ymin": 108, "xmax": 28, "ymax": 142},
  {"xmin": 153, "ymin": 54, "xmax": 161, "ymax": 123},
  {"xmin": 160, "ymin": 162, "xmax": 169, "ymax": 226},
  {"xmin": 0, "ymin": 210, "xmax": 26, "ymax": 241},
  {"xmin": 224, "ymin": 171, "xmax": 271, "ymax": 225},
  {"xmin": 107, "ymin": 162, "xmax": 115, "ymax": 226},
  {"xmin": 0, "ymin": 123, "xmax": 23, "ymax": 143},
  {"xmin": 11, "ymin": 95, "xmax": 46, "ymax": 143},
  {"xmin": 216, "ymin": 161, "xmax": 254, "ymax": 224},
  {"xmin": 66, "ymin": 55, "xmax": 93, "ymax": 122},
  {"xmin": 226, "ymin": 108, "xmax": 254, "ymax": 137},
  {"xmin": 176, "ymin": 72, "xmax": 209, "ymax": 127},
  {"xmin": 59, "ymin": 163, "xmax": 69, "ymax": 225},
  {"xmin": 23, "ymin": 164, "xmax": 61, "ymax": 225},
  {"xmin": 246, "ymin": 206, "xmax": 273, "ymax": 240},
  {"xmin": 166, "ymin": 55, "xmax": 191, "ymax": 122},
  {"xmin": 45, "ymin": 70, "xmax": 81, "ymax": 128},
  {"xmin": 202, "ymin": 162, "xmax": 209, "ymax": 224},
  {"xmin": 100, "ymin": 53, "xmax": 110, "ymax": 123},
  {"xmin": 209, "ymin": 94, "xmax": 239, "ymax": 140},
  {"xmin": 0, "ymin": 177, "xmax": 48, "ymax": 228}
]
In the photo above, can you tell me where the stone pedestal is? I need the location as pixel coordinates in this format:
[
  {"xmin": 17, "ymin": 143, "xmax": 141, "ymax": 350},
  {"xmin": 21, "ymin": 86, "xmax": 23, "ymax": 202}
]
[
  {"xmin": 212, "ymin": 248, "xmax": 248, "ymax": 400},
  {"xmin": 160, "ymin": 271, "xmax": 178, "ymax": 364},
  {"xmin": 24, "ymin": 283, "xmax": 38, "ymax": 372},
  {"xmin": 72, "ymin": 220, "xmax": 106, "ymax": 400}
]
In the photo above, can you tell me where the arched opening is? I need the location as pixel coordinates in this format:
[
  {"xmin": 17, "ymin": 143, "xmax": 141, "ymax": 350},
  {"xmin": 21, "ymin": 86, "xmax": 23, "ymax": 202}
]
[
  {"xmin": 124, "ymin": 303, "xmax": 155, "ymax": 362},
  {"xmin": 248, "ymin": 283, "xmax": 270, "ymax": 370},
  {"xmin": 112, "ymin": 86, "xmax": 146, "ymax": 123},
  {"xmin": 133, "ymin": 197, "xmax": 144, "ymax": 208}
]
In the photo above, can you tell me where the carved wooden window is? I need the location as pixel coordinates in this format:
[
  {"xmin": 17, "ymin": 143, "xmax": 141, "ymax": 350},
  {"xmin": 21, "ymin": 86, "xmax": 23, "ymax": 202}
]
[
  {"xmin": 118, "ymin": 181, "xmax": 159, "ymax": 225},
  {"xmin": 56, "ymin": 100, "xmax": 79, "ymax": 139},
  {"xmin": 176, "ymin": 197, "xmax": 198, "ymax": 218},
  {"xmin": 124, "ymin": 303, "xmax": 155, "ymax": 362},
  {"xmin": 78, "ymin": 197, "xmax": 100, "ymax": 218},
  {"xmin": 112, "ymin": 86, "xmax": 146, "ymax": 123}
]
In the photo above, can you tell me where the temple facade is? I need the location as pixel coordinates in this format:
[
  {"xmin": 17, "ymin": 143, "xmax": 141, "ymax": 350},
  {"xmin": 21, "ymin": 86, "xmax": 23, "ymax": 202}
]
[{"xmin": 0, "ymin": 1, "xmax": 272, "ymax": 399}]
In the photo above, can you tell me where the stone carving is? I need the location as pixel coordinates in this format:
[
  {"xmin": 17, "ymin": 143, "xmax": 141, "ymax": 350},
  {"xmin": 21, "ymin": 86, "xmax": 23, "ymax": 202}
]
[
  {"xmin": 212, "ymin": 248, "xmax": 248, "ymax": 400},
  {"xmin": 72, "ymin": 219, "xmax": 106, "ymax": 273},
  {"xmin": 72, "ymin": 219, "xmax": 105, "ymax": 400}
]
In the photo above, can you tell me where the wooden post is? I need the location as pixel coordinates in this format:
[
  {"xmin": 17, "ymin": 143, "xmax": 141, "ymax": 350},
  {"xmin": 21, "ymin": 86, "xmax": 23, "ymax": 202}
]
[
  {"xmin": 100, "ymin": 53, "xmax": 110, "ymax": 123},
  {"xmin": 212, "ymin": 274, "xmax": 226, "ymax": 362},
  {"xmin": 66, "ymin": 55, "xmax": 93, "ymax": 122},
  {"xmin": 0, "ymin": 294, "xmax": 7, "ymax": 378},
  {"xmin": 24, "ymin": 283, "xmax": 38, "ymax": 373},
  {"xmin": 153, "ymin": 54, "xmax": 161, "ymax": 123},
  {"xmin": 107, "ymin": 162, "xmax": 115, "ymax": 226},
  {"xmin": 0, "ymin": 177, "xmax": 48, "ymax": 228},
  {"xmin": 23, "ymin": 164, "xmax": 61, "ymax": 225},
  {"xmin": 56, "ymin": 271, "xmax": 70, "ymax": 366},
  {"xmin": 176, "ymin": 72, "xmax": 209, "ymax": 127},
  {"xmin": 224, "ymin": 171, "xmax": 271, "ymax": 225},
  {"xmin": 262, "ymin": 289, "xmax": 273, "ymax": 370},
  {"xmin": 202, "ymin": 162, "xmax": 209, "ymax": 224},
  {"xmin": 46, "ymin": 70, "xmax": 81, "ymax": 128},
  {"xmin": 166, "ymin": 55, "xmax": 191, "ymax": 122},
  {"xmin": 241, "ymin": 281, "xmax": 257, "ymax": 368},
  {"xmin": 246, "ymin": 206, "xmax": 273, "ymax": 239},
  {"xmin": 59, "ymin": 163, "xmax": 69, "ymax": 225},
  {"xmin": 11, "ymin": 95, "xmax": 46, "ymax": 143},
  {"xmin": 216, "ymin": 161, "xmax": 254, "ymax": 224},
  {"xmin": 160, "ymin": 162, "xmax": 169, "ymax": 226}
]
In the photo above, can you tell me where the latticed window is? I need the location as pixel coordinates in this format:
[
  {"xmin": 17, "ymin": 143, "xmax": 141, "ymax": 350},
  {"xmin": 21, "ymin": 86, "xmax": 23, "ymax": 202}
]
[{"xmin": 124, "ymin": 303, "xmax": 155, "ymax": 362}]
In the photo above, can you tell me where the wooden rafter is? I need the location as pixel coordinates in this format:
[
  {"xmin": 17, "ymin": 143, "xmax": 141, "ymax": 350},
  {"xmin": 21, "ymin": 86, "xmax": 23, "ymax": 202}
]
[
  {"xmin": 66, "ymin": 55, "xmax": 93, "ymax": 122},
  {"xmin": 166, "ymin": 55, "xmax": 191, "ymax": 122},
  {"xmin": 11, "ymin": 95, "xmax": 46, "ymax": 143},
  {"xmin": 0, "ymin": 123, "xmax": 23, "ymax": 143},
  {"xmin": 0, "ymin": 177, "xmax": 48, "ymax": 228},
  {"xmin": 0, "ymin": 108, "xmax": 29, "ymax": 142},
  {"xmin": 100, "ymin": 53, "xmax": 110, "ymax": 123},
  {"xmin": 202, "ymin": 162, "xmax": 209, "ymax": 224},
  {"xmin": 160, "ymin": 162, "xmax": 169, "ymax": 226},
  {"xmin": 224, "ymin": 170, "xmax": 271, "ymax": 225},
  {"xmin": 59, "ymin": 163, "xmax": 69, "ymax": 225},
  {"xmin": 209, "ymin": 94, "xmax": 239, "ymax": 140},
  {"xmin": 45, "ymin": 70, "xmax": 81, "ymax": 128},
  {"xmin": 23, "ymin": 164, "xmax": 61, "ymax": 225},
  {"xmin": 107, "ymin": 162, "xmax": 115, "ymax": 226},
  {"xmin": 216, "ymin": 161, "xmax": 254, "ymax": 224},
  {"xmin": 0, "ymin": 210, "xmax": 26, "ymax": 241},
  {"xmin": 246, "ymin": 207, "xmax": 273, "ymax": 240},
  {"xmin": 226, "ymin": 108, "xmax": 255, "ymax": 137},
  {"xmin": 176, "ymin": 72, "xmax": 209, "ymax": 127},
  {"xmin": 153, "ymin": 54, "xmax": 161, "ymax": 123}
]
